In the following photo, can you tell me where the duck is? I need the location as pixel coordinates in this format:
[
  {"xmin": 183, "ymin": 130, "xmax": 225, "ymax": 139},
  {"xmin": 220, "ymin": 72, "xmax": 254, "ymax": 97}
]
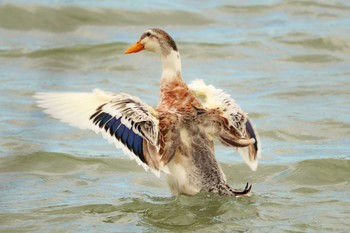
[{"xmin": 34, "ymin": 28, "xmax": 261, "ymax": 197}]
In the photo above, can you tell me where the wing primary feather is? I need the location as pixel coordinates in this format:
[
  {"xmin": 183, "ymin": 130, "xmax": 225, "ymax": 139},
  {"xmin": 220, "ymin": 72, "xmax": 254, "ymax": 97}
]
[
  {"xmin": 99, "ymin": 113, "xmax": 112, "ymax": 128},
  {"xmin": 127, "ymin": 129, "xmax": 135, "ymax": 151},
  {"xmin": 93, "ymin": 112, "xmax": 106, "ymax": 124},
  {"xmin": 133, "ymin": 135, "xmax": 144, "ymax": 162},
  {"xmin": 90, "ymin": 110, "xmax": 101, "ymax": 120},
  {"xmin": 115, "ymin": 124, "xmax": 126, "ymax": 140},
  {"xmin": 121, "ymin": 127, "xmax": 130, "ymax": 144},
  {"xmin": 107, "ymin": 117, "xmax": 122, "ymax": 135},
  {"xmin": 246, "ymin": 119, "xmax": 258, "ymax": 151},
  {"xmin": 104, "ymin": 117, "xmax": 116, "ymax": 131}
]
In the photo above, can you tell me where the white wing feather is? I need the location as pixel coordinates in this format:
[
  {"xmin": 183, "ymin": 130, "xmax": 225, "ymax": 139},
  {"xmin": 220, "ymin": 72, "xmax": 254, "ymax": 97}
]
[
  {"xmin": 34, "ymin": 89, "xmax": 111, "ymax": 129},
  {"xmin": 189, "ymin": 79, "xmax": 261, "ymax": 171},
  {"xmin": 34, "ymin": 89, "xmax": 162, "ymax": 176},
  {"xmin": 189, "ymin": 79, "xmax": 246, "ymax": 136}
]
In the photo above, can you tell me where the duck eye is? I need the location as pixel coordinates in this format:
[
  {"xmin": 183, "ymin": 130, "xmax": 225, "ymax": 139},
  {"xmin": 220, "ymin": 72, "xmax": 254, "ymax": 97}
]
[{"xmin": 146, "ymin": 32, "xmax": 151, "ymax": 37}]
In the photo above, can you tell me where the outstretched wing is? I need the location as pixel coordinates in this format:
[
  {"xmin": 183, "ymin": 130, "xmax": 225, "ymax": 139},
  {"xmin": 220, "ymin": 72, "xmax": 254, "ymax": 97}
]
[
  {"xmin": 34, "ymin": 89, "xmax": 163, "ymax": 176},
  {"xmin": 189, "ymin": 79, "xmax": 261, "ymax": 171}
]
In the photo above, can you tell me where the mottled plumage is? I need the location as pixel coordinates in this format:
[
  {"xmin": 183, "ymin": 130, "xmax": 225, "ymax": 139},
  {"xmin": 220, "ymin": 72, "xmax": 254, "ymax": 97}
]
[{"xmin": 34, "ymin": 28, "xmax": 260, "ymax": 197}]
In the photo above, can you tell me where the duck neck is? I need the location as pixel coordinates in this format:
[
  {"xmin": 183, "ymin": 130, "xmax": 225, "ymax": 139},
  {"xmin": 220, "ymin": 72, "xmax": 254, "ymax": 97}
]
[{"xmin": 160, "ymin": 50, "xmax": 182, "ymax": 84}]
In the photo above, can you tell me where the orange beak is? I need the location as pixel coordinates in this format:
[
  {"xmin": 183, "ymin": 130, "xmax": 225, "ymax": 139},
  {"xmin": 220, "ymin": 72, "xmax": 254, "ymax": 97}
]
[{"xmin": 124, "ymin": 40, "xmax": 144, "ymax": 54}]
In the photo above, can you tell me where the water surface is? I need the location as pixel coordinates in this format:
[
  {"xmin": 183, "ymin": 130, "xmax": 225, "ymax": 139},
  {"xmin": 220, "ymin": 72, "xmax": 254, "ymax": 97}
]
[{"xmin": 1, "ymin": 1, "xmax": 350, "ymax": 232}]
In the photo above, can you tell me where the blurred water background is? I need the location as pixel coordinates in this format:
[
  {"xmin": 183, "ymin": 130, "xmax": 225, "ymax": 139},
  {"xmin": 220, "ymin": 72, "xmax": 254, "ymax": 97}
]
[{"xmin": 0, "ymin": 0, "xmax": 350, "ymax": 232}]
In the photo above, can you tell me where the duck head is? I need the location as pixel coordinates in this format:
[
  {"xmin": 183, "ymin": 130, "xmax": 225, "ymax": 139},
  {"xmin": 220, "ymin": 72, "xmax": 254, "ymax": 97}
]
[
  {"xmin": 125, "ymin": 28, "xmax": 178, "ymax": 56},
  {"xmin": 125, "ymin": 28, "xmax": 182, "ymax": 79}
]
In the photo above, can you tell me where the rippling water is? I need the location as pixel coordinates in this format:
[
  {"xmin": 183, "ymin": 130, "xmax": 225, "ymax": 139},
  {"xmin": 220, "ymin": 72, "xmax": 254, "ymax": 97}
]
[{"xmin": 1, "ymin": 1, "xmax": 350, "ymax": 232}]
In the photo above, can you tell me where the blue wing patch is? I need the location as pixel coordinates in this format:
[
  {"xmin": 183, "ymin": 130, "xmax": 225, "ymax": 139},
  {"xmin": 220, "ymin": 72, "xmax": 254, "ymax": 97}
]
[
  {"xmin": 90, "ymin": 111, "xmax": 145, "ymax": 164},
  {"xmin": 104, "ymin": 117, "xmax": 121, "ymax": 135},
  {"xmin": 116, "ymin": 124, "xmax": 126, "ymax": 139}
]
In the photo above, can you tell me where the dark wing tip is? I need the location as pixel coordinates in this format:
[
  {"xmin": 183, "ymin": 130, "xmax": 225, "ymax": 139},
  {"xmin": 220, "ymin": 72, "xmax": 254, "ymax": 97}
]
[{"xmin": 246, "ymin": 119, "xmax": 259, "ymax": 152}]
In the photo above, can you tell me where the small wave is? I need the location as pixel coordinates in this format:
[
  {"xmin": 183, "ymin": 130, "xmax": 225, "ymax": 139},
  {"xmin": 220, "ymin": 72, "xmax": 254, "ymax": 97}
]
[
  {"xmin": 270, "ymin": 89, "xmax": 342, "ymax": 98},
  {"xmin": 104, "ymin": 194, "xmax": 257, "ymax": 229},
  {"xmin": 279, "ymin": 158, "xmax": 350, "ymax": 185},
  {"xmin": 0, "ymin": 42, "xmax": 125, "ymax": 59},
  {"xmin": 0, "ymin": 42, "xmax": 134, "ymax": 71},
  {"xmin": 276, "ymin": 37, "xmax": 350, "ymax": 52},
  {"xmin": 220, "ymin": 4, "xmax": 273, "ymax": 14},
  {"xmin": 259, "ymin": 129, "xmax": 326, "ymax": 141},
  {"xmin": 42, "ymin": 203, "xmax": 119, "ymax": 215},
  {"xmin": 0, "ymin": 4, "xmax": 212, "ymax": 32},
  {"xmin": 220, "ymin": 1, "xmax": 350, "ymax": 15},
  {"xmin": 0, "ymin": 42, "xmax": 232, "ymax": 59},
  {"xmin": 0, "ymin": 41, "xmax": 242, "ymax": 71},
  {"xmin": 0, "ymin": 151, "xmax": 143, "ymax": 174},
  {"xmin": 288, "ymin": 1, "xmax": 350, "ymax": 11},
  {"xmin": 283, "ymin": 54, "xmax": 343, "ymax": 63},
  {"xmin": 2, "ymin": 153, "xmax": 349, "ymax": 187},
  {"xmin": 180, "ymin": 43, "xmax": 246, "ymax": 60},
  {"xmin": 34, "ymin": 193, "xmax": 257, "ymax": 230},
  {"xmin": 291, "ymin": 187, "xmax": 320, "ymax": 194},
  {"xmin": 223, "ymin": 158, "xmax": 350, "ymax": 186}
]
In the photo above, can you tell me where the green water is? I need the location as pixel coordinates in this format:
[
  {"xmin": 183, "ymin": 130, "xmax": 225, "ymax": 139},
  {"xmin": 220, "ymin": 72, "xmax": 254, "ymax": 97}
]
[
  {"xmin": 1, "ymin": 1, "xmax": 350, "ymax": 232},
  {"xmin": 1, "ymin": 152, "xmax": 349, "ymax": 232}
]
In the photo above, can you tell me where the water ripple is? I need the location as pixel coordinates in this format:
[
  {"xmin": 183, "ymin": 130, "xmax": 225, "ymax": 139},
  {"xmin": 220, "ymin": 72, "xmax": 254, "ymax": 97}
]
[{"xmin": 0, "ymin": 4, "xmax": 213, "ymax": 32}]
